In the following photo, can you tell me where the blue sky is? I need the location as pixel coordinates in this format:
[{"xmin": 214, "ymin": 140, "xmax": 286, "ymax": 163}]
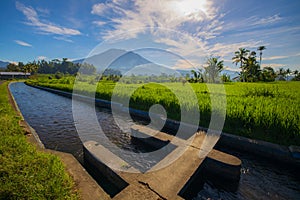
[{"xmin": 0, "ymin": 0, "xmax": 300, "ymax": 71}]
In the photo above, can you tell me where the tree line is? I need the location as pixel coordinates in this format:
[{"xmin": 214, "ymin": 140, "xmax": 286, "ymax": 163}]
[
  {"xmin": 2, "ymin": 49, "xmax": 299, "ymax": 83},
  {"xmin": 4, "ymin": 58, "xmax": 96, "ymax": 75},
  {"xmin": 189, "ymin": 46, "xmax": 300, "ymax": 83}
]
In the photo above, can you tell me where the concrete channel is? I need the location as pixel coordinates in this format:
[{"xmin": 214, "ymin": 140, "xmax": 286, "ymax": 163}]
[
  {"xmin": 83, "ymin": 124, "xmax": 241, "ymax": 199},
  {"xmin": 24, "ymin": 83, "xmax": 300, "ymax": 199}
]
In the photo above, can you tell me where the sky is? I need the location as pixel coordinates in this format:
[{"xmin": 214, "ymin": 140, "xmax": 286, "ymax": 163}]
[{"xmin": 0, "ymin": 0, "xmax": 300, "ymax": 71}]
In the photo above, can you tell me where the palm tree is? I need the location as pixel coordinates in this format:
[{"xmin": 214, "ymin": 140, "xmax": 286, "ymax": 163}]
[
  {"xmin": 257, "ymin": 46, "xmax": 266, "ymax": 67},
  {"xmin": 190, "ymin": 68, "xmax": 203, "ymax": 83},
  {"xmin": 232, "ymin": 48, "xmax": 249, "ymax": 82},
  {"xmin": 244, "ymin": 51, "xmax": 260, "ymax": 82},
  {"xmin": 205, "ymin": 57, "xmax": 224, "ymax": 83},
  {"xmin": 261, "ymin": 66, "xmax": 276, "ymax": 82},
  {"xmin": 293, "ymin": 70, "xmax": 300, "ymax": 81},
  {"xmin": 286, "ymin": 68, "xmax": 291, "ymax": 76}
]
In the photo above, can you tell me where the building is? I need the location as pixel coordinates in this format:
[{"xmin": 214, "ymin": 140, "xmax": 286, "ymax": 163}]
[{"xmin": 0, "ymin": 72, "xmax": 31, "ymax": 80}]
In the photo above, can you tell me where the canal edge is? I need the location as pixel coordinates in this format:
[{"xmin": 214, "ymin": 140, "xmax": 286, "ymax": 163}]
[
  {"xmin": 8, "ymin": 82, "xmax": 111, "ymax": 200},
  {"xmin": 26, "ymin": 82, "xmax": 300, "ymax": 167}
]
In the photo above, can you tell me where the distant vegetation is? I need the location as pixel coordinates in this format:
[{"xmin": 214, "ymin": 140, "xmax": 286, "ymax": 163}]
[
  {"xmin": 4, "ymin": 58, "xmax": 96, "ymax": 75},
  {"xmin": 190, "ymin": 46, "xmax": 300, "ymax": 83},
  {"xmin": 2, "ymin": 45, "xmax": 300, "ymax": 82},
  {"xmin": 26, "ymin": 75, "xmax": 300, "ymax": 146},
  {"xmin": 0, "ymin": 81, "xmax": 78, "ymax": 199}
]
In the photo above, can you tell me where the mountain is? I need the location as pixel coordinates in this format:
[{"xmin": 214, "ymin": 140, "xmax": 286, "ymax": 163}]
[
  {"xmin": 0, "ymin": 60, "xmax": 9, "ymax": 68},
  {"xmin": 124, "ymin": 63, "xmax": 181, "ymax": 76},
  {"xmin": 175, "ymin": 69, "xmax": 240, "ymax": 79},
  {"xmin": 73, "ymin": 49, "xmax": 153, "ymax": 74},
  {"xmin": 221, "ymin": 69, "xmax": 240, "ymax": 79},
  {"xmin": 73, "ymin": 49, "xmax": 126, "ymax": 65},
  {"xmin": 73, "ymin": 49, "xmax": 183, "ymax": 76},
  {"xmin": 73, "ymin": 49, "xmax": 241, "ymax": 78}
]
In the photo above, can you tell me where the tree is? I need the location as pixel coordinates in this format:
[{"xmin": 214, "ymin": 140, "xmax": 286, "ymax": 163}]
[
  {"xmin": 80, "ymin": 62, "xmax": 96, "ymax": 74},
  {"xmin": 190, "ymin": 68, "xmax": 203, "ymax": 83},
  {"xmin": 257, "ymin": 46, "xmax": 266, "ymax": 67},
  {"xmin": 6, "ymin": 63, "xmax": 20, "ymax": 72},
  {"xmin": 286, "ymin": 68, "xmax": 292, "ymax": 77},
  {"xmin": 204, "ymin": 57, "xmax": 224, "ymax": 83},
  {"xmin": 232, "ymin": 48, "xmax": 249, "ymax": 82},
  {"xmin": 244, "ymin": 51, "xmax": 260, "ymax": 82},
  {"xmin": 260, "ymin": 67, "xmax": 276, "ymax": 82},
  {"xmin": 23, "ymin": 61, "xmax": 39, "ymax": 74},
  {"xmin": 221, "ymin": 74, "xmax": 231, "ymax": 82},
  {"xmin": 277, "ymin": 68, "xmax": 287, "ymax": 80},
  {"xmin": 292, "ymin": 70, "xmax": 300, "ymax": 81}
]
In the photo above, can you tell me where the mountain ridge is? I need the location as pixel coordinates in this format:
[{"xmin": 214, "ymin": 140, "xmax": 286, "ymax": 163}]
[
  {"xmin": 73, "ymin": 49, "xmax": 239, "ymax": 77},
  {"xmin": 0, "ymin": 60, "xmax": 9, "ymax": 68}
]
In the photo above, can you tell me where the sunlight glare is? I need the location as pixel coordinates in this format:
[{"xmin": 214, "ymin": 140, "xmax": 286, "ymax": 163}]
[{"xmin": 170, "ymin": 0, "xmax": 209, "ymax": 19}]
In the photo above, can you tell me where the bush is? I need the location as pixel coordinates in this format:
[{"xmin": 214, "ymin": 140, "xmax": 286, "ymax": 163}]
[{"xmin": 55, "ymin": 72, "xmax": 64, "ymax": 79}]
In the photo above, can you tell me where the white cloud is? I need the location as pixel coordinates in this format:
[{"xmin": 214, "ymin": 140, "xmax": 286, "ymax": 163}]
[
  {"xmin": 171, "ymin": 59, "xmax": 201, "ymax": 70},
  {"xmin": 90, "ymin": 0, "xmax": 225, "ymax": 63},
  {"xmin": 264, "ymin": 55, "xmax": 290, "ymax": 61},
  {"xmin": 208, "ymin": 40, "xmax": 262, "ymax": 58},
  {"xmin": 264, "ymin": 53, "xmax": 300, "ymax": 61},
  {"xmin": 37, "ymin": 56, "xmax": 47, "ymax": 60},
  {"xmin": 92, "ymin": 21, "xmax": 107, "ymax": 27},
  {"xmin": 252, "ymin": 14, "xmax": 282, "ymax": 26},
  {"xmin": 223, "ymin": 14, "xmax": 282, "ymax": 33},
  {"xmin": 91, "ymin": 0, "xmax": 221, "ymax": 41},
  {"xmin": 154, "ymin": 31, "xmax": 208, "ymax": 57},
  {"xmin": 53, "ymin": 36, "xmax": 74, "ymax": 43},
  {"xmin": 36, "ymin": 7, "xmax": 50, "ymax": 16},
  {"xmin": 14, "ymin": 40, "xmax": 32, "ymax": 47},
  {"xmin": 0, "ymin": 60, "xmax": 18, "ymax": 65},
  {"xmin": 91, "ymin": 3, "xmax": 107, "ymax": 15},
  {"xmin": 224, "ymin": 66, "xmax": 241, "ymax": 72},
  {"xmin": 262, "ymin": 63, "xmax": 287, "ymax": 69},
  {"xmin": 16, "ymin": 2, "xmax": 81, "ymax": 36},
  {"xmin": 90, "ymin": 1, "xmax": 292, "ymax": 72}
]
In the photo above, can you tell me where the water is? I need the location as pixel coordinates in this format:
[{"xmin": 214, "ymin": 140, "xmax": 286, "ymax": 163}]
[
  {"xmin": 10, "ymin": 82, "xmax": 300, "ymax": 200},
  {"xmin": 195, "ymin": 147, "xmax": 300, "ymax": 200}
]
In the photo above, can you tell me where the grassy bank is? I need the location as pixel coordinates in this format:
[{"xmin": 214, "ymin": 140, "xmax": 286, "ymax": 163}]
[
  {"xmin": 0, "ymin": 81, "xmax": 78, "ymax": 199},
  {"xmin": 26, "ymin": 75, "xmax": 300, "ymax": 146}
]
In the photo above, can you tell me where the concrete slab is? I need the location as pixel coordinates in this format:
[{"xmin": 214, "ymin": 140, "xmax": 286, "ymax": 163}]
[{"xmin": 83, "ymin": 124, "xmax": 241, "ymax": 199}]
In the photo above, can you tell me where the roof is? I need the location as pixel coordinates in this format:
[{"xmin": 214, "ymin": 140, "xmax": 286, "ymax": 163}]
[{"xmin": 0, "ymin": 72, "xmax": 31, "ymax": 75}]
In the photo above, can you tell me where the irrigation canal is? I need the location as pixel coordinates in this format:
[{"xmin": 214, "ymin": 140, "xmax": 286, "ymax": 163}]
[{"xmin": 10, "ymin": 82, "xmax": 300, "ymax": 200}]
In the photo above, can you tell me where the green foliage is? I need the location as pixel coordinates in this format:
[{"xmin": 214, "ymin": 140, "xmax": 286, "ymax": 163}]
[
  {"xmin": 5, "ymin": 58, "xmax": 96, "ymax": 75},
  {"xmin": 221, "ymin": 74, "xmax": 231, "ymax": 82},
  {"xmin": 204, "ymin": 57, "xmax": 224, "ymax": 83},
  {"xmin": 0, "ymin": 81, "xmax": 78, "ymax": 199},
  {"xmin": 55, "ymin": 71, "xmax": 64, "ymax": 79},
  {"xmin": 189, "ymin": 69, "xmax": 204, "ymax": 83},
  {"xmin": 26, "ymin": 76, "xmax": 300, "ymax": 146},
  {"xmin": 231, "ymin": 46, "xmax": 298, "ymax": 83}
]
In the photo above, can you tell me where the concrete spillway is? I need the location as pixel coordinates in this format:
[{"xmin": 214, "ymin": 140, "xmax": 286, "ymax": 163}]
[{"xmin": 84, "ymin": 124, "xmax": 241, "ymax": 199}]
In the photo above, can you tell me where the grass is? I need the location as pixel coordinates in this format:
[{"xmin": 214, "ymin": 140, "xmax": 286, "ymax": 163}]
[
  {"xmin": 26, "ymin": 75, "xmax": 300, "ymax": 146},
  {"xmin": 0, "ymin": 81, "xmax": 78, "ymax": 200}
]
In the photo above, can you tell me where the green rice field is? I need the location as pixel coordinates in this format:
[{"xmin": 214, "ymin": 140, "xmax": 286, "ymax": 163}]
[{"xmin": 26, "ymin": 75, "xmax": 300, "ymax": 146}]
